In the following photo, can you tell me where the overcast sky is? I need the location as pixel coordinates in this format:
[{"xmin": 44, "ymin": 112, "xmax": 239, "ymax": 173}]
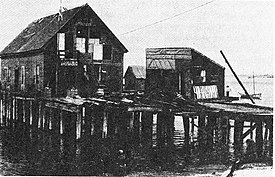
[{"xmin": 0, "ymin": 0, "xmax": 273, "ymax": 75}]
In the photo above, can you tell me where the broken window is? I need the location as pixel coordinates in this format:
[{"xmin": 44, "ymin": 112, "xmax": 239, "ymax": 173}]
[
  {"xmin": 103, "ymin": 45, "xmax": 112, "ymax": 60},
  {"xmin": 93, "ymin": 44, "xmax": 103, "ymax": 60},
  {"xmin": 201, "ymin": 70, "xmax": 206, "ymax": 82},
  {"xmin": 76, "ymin": 37, "xmax": 86, "ymax": 53}
]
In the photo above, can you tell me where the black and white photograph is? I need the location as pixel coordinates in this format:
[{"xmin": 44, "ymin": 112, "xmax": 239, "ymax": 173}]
[{"xmin": 0, "ymin": 0, "xmax": 273, "ymax": 176}]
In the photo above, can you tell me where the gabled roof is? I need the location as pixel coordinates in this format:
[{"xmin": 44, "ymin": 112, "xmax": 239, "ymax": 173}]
[
  {"xmin": 0, "ymin": 4, "xmax": 127, "ymax": 56},
  {"xmin": 125, "ymin": 65, "xmax": 146, "ymax": 79}
]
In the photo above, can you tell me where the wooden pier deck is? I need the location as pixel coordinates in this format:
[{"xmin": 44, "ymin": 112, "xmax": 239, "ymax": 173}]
[{"xmin": 0, "ymin": 90, "xmax": 273, "ymax": 171}]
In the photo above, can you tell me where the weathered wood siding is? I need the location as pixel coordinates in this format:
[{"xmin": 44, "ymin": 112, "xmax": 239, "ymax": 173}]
[
  {"xmin": 146, "ymin": 48, "xmax": 225, "ymax": 99},
  {"xmin": 1, "ymin": 53, "xmax": 44, "ymax": 92}
]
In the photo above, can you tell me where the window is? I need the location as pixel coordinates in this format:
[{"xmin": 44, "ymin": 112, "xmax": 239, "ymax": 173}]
[
  {"xmin": 34, "ymin": 65, "xmax": 40, "ymax": 84},
  {"xmin": 201, "ymin": 70, "xmax": 206, "ymax": 82},
  {"xmin": 21, "ymin": 66, "xmax": 25, "ymax": 90},
  {"xmin": 3, "ymin": 67, "xmax": 8, "ymax": 80},
  {"xmin": 76, "ymin": 37, "xmax": 86, "ymax": 53},
  {"xmin": 57, "ymin": 33, "xmax": 65, "ymax": 50},
  {"xmin": 93, "ymin": 44, "xmax": 103, "ymax": 60},
  {"xmin": 103, "ymin": 45, "xmax": 112, "ymax": 60}
]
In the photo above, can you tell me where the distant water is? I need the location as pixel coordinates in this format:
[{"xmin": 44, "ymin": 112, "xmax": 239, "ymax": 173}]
[
  {"xmin": 173, "ymin": 75, "xmax": 273, "ymax": 148},
  {"xmin": 226, "ymin": 75, "xmax": 273, "ymax": 107}
]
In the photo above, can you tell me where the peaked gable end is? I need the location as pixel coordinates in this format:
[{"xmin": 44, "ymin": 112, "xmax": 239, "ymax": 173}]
[{"xmin": 0, "ymin": 4, "xmax": 127, "ymax": 56}]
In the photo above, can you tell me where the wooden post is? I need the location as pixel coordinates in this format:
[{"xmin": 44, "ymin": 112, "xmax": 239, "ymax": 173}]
[
  {"xmin": 6, "ymin": 94, "xmax": 10, "ymax": 127},
  {"xmin": 183, "ymin": 114, "xmax": 190, "ymax": 155},
  {"xmin": 44, "ymin": 107, "xmax": 50, "ymax": 130},
  {"xmin": 0, "ymin": 97, "xmax": 3, "ymax": 126},
  {"xmin": 132, "ymin": 111, "xmax": 141, "ymax": 146},
  {"xmin": 107, "ymin": 109, "xmax": 116, "ymax": 139},
  {"xmin": 93, "ymin": 107, "xmax": 103, "ymax": 141},
  {"xmin": 268, "ymin": 121, "xmax": 273, "ymax": 157},
  {"xmin": 255, "ymin": 120, "xmax": 263, "ymax": 158},
  {"xmin": 141, "ymin": 111, "xmax": 153, "ymax": 149},
  {"xmin": 198, "ymin": 112, "xmax": 206, "ymax": 154},
  {"xmin": 31, "ymin": 99, "xmax": 39, "ymax": 130},
  {"xmin": 9, "ymin": 96, "xmax": 14, "ymax": 129},
  {"xmin": 206, "ymin": 114, "xmax": 216, "ymax": 152},
  {"xmin": 166, "ymin": 113, "xmax": 174, "ymax": 147},
  {"xmin": 83, "ymin": 103, "xmax": 92, "ymax": 136},
  {"xmin": 64, "ymin": 111, "xmax": 77, "ymax": 140},
  {"xmin": 102, "ymin": 110, "xmax": 108, "ymax": 139},
  {"xmin": 38, "ymin": 102, "xmax": 42, "ymax": 129},
  {"xmin": 157, "ymin": 112, "xmax": 165, "ymax": 147},
  {"xmin": 76, "ymin": 107, "xmax": 82, "ymax": 140},
  {"xmin": 25, "ymin": 100, "xmax": 31, "ymax": 127},
  {"xmin": 60, "ymin": 110, "xmax": 64, "ymax": 135},
  {"xmin": 17, "ymin": 98, "xmax": 23, "ymax": 126},
  {"xmin": 263, "ymin": 122, "xmax": 268, "ymax": 157},
  {"xmin": 3, "ymin": 94, "xmax": 7, "ymax": 127},
  {"xmin": 52, "ymin": 108, "xmax": 60, "ymax": 134},
  {"xmin": 234, "ymin": 119, "xmax": 244, "ymax": 157},
  {"xmin": 250, "ymin": 122, "xmax": 254, "ymax": 139}
]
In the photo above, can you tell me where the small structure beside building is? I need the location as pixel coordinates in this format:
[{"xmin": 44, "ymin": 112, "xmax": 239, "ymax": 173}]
[
  {"xmin": 124, "ymin": 65, "xmax": 146, "ymax": 91},
  {"xmin": 0, "ymin": 4, "xmax": 128, "ymax": 97},
  {"xmin": 146, "ymin": 47, "xmax": 225, "ymax": 100}
]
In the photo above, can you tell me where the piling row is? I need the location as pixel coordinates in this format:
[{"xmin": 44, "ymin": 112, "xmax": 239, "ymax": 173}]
[{"xmin": 0, "ymin": 91, "xmax": 273, "ymax": 163}]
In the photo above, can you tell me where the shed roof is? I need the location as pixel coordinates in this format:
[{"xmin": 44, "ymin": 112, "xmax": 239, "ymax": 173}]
[
  {"xmin": 0, "ymin": 4, "xmax": 127, "ymax": 56},
  {"xmin": 125, "ymin": 65, "xmax": 146, "ymax": 79}
]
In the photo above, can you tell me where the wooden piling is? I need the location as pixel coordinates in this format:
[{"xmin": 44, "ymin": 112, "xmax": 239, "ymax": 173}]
[
  {"xmin": 9, "ymin": 96, "xmax": 14, "ymax": 129},
  {"xmin": 141, "ymin": 111, "xmax": 153, "ymax": 148},
  {"xmin": 76, "ymin": 107, "xmax": 82, "ymax": 139},
  {"xmin": 166, "ymin": 113, "xmax": 174, "ymax": 147},
  {"xmin": 83, "ymin": 103, "xmax": 92, "ymax": 136},
  {"xmin": 93, "ymin": 107, "xmax": 104, "ymax": 141},
  {"xmin": 133, "ymin": 111, "xmax": 141, "ymax": 146},
  {"xmin": 182, "ymin": 114, "xmax": 190, "ymax": 155},
  {"xmin": 234, "ymin": 119, "xmax": 244, "ymax": 157},
  {"xmin": 25, "ymin": 100, "xmax": 31, "ymax": 127},
  {"xmin": 52, "ymin": 108, "xmax": 60, "ymax": 134},
  {"xmin": 44, "ymin": 107, "xmax": 50, "ymax": 130},
  {"xmin": 205, "ymin": 114, "xmax": 216, "ymax": 152},
  {"xmin": 268, "ymin": 121, "xmax": 273, "ymax": 157},
  {"xmin": 17, "ymin": 98, "xmax": 23, "ymax": 125},
  {"xmin": 157, "ymin": 112, "xmax": 165, "ymax": 147},
  {"xmin": 2, "ymin": 94, "xmax": 7, "ymax": 127},
  {"xmin": 198, "ymin": 112, "xmax": 206, "ymax": 153},
  {"xmin": 64, "ymin": 111, "xmax": 77, "ymax": 140},
  {"xmin": 60, "ymin": 110, "xmax": 64, "ymax": 135},
  {"xmin": 31, "ymin": 99, "xmax": 39, "ymax": 130},
  {"xmin": 0, "ymin": 97, "xmax": 3, "ymax": 126},
  {"xmin": 106, "ymin": 109, "xmax": 116, "ymax": 139},
  {"xmin": 102, "ymin": 110, "xmax": 108, "ymax": 139},
  {"xmin": 255, "ymin": 120, "xmax": 263, "ymax": 158}
]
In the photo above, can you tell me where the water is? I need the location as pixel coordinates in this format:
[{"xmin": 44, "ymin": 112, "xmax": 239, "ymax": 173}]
[{"xmin": 225, "ymin": 75, "xmax": 273, "ymax": 107}]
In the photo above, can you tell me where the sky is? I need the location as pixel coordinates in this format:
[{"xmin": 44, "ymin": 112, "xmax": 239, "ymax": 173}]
[{"xmin": 0, "ymin": 0, "xmax": 273, "ymax": 76}]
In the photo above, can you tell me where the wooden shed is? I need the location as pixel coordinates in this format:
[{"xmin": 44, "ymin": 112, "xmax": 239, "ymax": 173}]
[
  {"xmin": 124, "ymin": 65, "xmax": 146, "ymax": 91},
  {"xmin": 146, "ymin": 47, "xmax": 225, "ymax": 99},
  {"xmin": 0, "ymin": 4, "xmax": 128, "ymax": 97}
]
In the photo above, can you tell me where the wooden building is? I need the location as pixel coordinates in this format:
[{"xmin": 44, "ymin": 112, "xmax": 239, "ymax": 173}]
[
  {"xmin": 146, "ymin": 48, "xmax": 225, "ymax": 99},
  {"xmin": 124, "ymin": 65, "xmax": 146, "ymax": 91},
  {"xmin": 0, "ymin": 4, "xmax": 128, "ymax": 97}
]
